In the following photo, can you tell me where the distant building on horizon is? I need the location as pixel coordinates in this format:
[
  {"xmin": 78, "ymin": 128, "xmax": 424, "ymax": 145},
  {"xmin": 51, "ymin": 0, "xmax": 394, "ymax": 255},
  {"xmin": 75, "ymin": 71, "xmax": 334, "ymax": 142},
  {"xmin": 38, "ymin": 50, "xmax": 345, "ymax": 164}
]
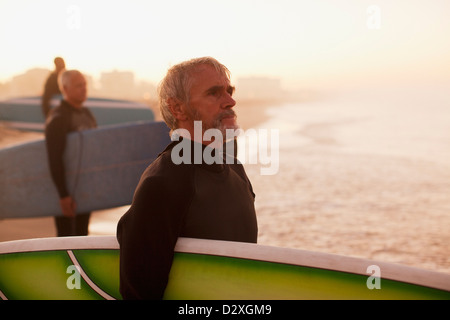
[
  {"xmin": 98, "ymin": 70, "xmax": 135, "ymax": 100},
  {"xmin": 1, "ymin": 68, "xmax": 97, "ymax": 100},
  {"xmin": 97, "ymin": 70, "xmax": 156, "ymax": 101},
  {"xmin": 9, "ymin": 68, "xmax": 49, "ymax": 98}
]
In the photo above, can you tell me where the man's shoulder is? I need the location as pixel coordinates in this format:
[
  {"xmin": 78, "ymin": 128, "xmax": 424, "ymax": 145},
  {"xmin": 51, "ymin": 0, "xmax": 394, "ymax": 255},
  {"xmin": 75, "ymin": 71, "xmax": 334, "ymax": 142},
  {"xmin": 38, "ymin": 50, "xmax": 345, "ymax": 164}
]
[
  {"xmin": 47, "ymin": 101, "xmax": 69, "ymax": 118},
  {"xmin": 142, "ymin": 146, "xmax": 194, "ymax": 180},
  {"xmin": 44, "ymin": 102, "xmax": 73, "ymax": 135},
  {"xmin": 45, "ymin": 106, "xmax": 65, "ymax": 126},
  {"xmin": 136, "ymin": 146, "xmax": 195, "ymax": 200}
]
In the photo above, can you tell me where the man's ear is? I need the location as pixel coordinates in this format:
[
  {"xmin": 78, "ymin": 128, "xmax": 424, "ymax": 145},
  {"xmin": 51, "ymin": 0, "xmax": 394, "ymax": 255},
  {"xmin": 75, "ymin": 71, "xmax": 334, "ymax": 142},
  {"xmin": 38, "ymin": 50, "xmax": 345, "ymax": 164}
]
[{"xmin": 167, "ymin": 97, "xmax": 188, "ymax": 121}]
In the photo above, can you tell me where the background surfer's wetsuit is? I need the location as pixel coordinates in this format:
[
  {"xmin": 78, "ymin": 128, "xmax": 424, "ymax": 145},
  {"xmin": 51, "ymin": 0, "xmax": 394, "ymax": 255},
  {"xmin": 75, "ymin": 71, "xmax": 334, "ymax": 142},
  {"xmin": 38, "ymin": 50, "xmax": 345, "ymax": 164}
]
[
  {"xmin": 41, "ymin": 71, "xmax": 61, "ymax": 118},
  {"xmin": 117, "ymin": 139, "xmax": 258, "ymax": 299},
  {"xmin": 45, "ymin": 100, "xmax": 97, "ymax": 236}
]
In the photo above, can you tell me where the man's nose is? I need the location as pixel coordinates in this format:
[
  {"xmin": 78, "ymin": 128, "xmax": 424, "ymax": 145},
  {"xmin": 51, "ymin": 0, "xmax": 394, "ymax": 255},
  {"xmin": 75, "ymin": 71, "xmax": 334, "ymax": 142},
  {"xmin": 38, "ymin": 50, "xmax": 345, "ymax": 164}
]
[{"xmin": 222, "ymin": 93, "xmax": 236, "ymax": 109}]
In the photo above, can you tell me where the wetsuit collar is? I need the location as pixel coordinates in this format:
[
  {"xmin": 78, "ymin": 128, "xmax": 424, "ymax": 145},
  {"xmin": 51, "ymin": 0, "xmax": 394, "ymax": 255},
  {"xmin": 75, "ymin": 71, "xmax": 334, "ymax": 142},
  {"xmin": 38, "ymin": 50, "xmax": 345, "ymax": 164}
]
[{"xmin": 161, "ymin": 137, "xmax": 229, "ymax": 172}]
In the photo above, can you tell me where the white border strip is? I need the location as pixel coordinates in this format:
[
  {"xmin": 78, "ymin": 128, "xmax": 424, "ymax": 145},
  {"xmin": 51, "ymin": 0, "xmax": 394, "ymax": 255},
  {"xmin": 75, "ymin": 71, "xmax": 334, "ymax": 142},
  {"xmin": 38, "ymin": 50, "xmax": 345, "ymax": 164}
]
[
  {"xmin": 0, "ymin": 236, "xmax": 449, "ymax": 292},
  {"xmin": 66, "ymin": 250, "xmax": 115, "ymax": 300}
]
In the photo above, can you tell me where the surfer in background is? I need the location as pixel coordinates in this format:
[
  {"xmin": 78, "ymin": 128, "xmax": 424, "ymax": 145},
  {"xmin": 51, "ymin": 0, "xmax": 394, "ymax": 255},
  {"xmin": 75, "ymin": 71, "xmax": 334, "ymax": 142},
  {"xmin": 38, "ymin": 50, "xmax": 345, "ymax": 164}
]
[
  {"xmin": 45, "ymin": 69, "xmax": 97, "ymax": 237},
  {"xmin": 41, "ymin": 57, "xmax": 66, "ymax": 118},
  {"xmin": 117, "ymin": 57, "xmax": 258, "ymax": 300}
]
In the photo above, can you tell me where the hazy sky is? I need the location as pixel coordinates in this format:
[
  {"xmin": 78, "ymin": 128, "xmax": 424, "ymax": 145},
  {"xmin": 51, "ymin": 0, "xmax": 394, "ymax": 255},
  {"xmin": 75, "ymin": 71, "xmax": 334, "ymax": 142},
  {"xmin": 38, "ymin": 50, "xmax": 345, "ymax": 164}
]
[{"xmin": 1, "ymin": 0, "xmax": 449, "ymax": 90}]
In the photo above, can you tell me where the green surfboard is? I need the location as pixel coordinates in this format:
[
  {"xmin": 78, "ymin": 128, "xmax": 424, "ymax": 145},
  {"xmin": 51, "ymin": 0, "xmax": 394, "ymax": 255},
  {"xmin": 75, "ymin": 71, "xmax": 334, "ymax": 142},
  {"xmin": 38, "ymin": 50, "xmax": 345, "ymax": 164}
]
[{"xmin": 0, "ymin": 236, "xmax": 448, "ymax": 300}]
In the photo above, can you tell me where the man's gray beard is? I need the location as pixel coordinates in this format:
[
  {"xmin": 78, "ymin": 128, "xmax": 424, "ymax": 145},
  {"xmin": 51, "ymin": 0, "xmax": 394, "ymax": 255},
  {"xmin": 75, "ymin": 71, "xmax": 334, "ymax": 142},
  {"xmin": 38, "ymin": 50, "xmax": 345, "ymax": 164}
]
[
  {"xmin": 212, "ymin": 113, "xmax": 240, "ymax": 140},
  {"xmin": 189, "ymin": 107, "xmax": 239, "ymax": 139}
]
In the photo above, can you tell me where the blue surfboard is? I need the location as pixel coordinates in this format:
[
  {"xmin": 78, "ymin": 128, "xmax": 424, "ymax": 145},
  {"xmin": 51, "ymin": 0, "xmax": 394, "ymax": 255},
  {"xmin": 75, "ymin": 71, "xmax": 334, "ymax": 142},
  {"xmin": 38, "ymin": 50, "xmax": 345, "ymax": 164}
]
[
  {"xmin": 0, "ymin": 121, "xmax": 171, "ymax": 219},
  {"xmin": 0, "ymin": 96, "xmax": 154, "ymax": 131}
]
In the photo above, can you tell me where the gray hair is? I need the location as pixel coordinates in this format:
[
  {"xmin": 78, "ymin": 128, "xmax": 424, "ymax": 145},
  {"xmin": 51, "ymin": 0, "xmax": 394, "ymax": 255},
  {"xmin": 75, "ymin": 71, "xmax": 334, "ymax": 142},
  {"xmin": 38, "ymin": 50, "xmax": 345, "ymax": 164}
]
[
  {"xmin": 58, "ymin": 69, "xmax": 82, "ymax": 95},
  {"xmin": 157, "ymin": 57, "xmax": 231, "ymax": 130}
]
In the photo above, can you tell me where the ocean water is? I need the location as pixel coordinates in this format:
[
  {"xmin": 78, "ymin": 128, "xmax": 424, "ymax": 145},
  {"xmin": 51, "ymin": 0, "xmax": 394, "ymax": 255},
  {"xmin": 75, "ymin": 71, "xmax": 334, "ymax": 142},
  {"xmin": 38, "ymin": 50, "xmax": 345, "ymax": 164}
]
[{"xmin": 241, "ymin": 85, "xmax": 450, "ymax": 273}]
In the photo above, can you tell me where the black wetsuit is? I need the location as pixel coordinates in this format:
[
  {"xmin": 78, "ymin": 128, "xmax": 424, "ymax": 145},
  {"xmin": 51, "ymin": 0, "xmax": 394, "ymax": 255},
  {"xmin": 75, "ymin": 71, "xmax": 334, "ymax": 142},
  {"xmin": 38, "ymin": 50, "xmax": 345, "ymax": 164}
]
[
  {"xmin": 45, "ymin": 99, "xmax": 97, "ymax": 236},
  {"xmin": 41, "ymin": 71, "xmax": 61, "ymax": 118},
  {"xmin": 117, "ymin": 139, "xmax": 258, "ymax": 299}
]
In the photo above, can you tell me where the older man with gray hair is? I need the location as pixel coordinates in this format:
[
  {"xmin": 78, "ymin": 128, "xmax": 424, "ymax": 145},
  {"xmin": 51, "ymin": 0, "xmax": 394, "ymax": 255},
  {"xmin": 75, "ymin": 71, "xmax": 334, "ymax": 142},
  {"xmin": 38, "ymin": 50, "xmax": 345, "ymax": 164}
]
[
  {"xmin": 45, "ymin": 69, "xmax": 97, "ymax": 237},
  {"xmin": 117, "ymin": 57, "xmax": 258, "ymax": 299}
]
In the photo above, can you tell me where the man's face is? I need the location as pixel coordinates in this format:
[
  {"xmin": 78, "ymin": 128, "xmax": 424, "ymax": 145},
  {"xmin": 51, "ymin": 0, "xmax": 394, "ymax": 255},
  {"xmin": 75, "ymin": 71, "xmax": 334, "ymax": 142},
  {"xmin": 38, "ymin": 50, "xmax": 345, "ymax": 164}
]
[
  {"xmin": 187, "ymin": 65, "xmax": 237, "ymax": 135},
  {"xmin": 64, "ymin": 72, "xmax": 87, "ymax": 106}
]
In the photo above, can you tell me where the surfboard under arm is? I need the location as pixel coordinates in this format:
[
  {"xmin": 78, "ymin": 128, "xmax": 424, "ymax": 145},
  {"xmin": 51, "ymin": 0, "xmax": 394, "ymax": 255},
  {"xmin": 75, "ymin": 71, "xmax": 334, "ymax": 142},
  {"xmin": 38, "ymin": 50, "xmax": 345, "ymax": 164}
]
[{"xmin": 0, "ymin": 236, "xmax": 448, "ymax": 300}]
